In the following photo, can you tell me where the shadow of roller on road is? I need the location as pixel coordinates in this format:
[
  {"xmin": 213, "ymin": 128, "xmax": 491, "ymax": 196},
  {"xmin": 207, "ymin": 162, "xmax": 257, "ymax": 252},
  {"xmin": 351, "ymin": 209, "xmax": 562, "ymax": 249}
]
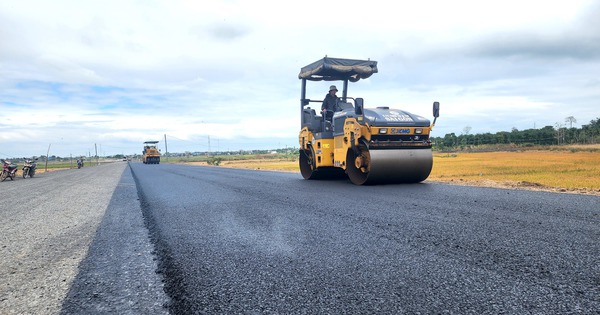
[{"xmin": 60, "ymin": 164, "xmax": 169, "ymax": 314}]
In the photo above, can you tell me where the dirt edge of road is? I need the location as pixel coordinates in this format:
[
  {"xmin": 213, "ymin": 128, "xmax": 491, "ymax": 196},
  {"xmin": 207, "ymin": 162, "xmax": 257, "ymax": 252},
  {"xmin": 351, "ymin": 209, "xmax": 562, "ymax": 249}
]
[{"xmin": 426, "ymin": 178, "xmax": 600, "ymax": 196}]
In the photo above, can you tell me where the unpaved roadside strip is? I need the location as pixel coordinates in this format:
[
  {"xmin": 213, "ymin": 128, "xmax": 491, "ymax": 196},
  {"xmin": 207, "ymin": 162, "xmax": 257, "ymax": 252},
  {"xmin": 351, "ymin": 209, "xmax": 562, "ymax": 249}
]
[{"xmin": 0, "ymin": 163, "xmax": 127, "ymax": 314}]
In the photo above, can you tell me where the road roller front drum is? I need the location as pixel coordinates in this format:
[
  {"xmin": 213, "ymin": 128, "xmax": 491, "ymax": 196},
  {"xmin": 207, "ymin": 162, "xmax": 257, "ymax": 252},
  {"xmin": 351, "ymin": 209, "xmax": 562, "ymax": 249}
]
[{"xmin": 346, "ymin": 148, "xmax": 434, "ymax": 185}]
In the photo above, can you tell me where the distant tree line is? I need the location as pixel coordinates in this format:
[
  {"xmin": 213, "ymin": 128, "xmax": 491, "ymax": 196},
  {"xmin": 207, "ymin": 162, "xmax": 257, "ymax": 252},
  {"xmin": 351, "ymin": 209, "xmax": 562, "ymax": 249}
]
[{"xmin": 432, "ymin": 117, "xmax": 600, "ymax": 150}]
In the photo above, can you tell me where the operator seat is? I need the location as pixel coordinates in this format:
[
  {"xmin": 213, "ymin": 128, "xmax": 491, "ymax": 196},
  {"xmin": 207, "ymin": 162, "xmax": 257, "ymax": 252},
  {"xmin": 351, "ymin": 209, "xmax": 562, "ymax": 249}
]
[{"xmin": 302, "ymin": 108, "xmax": 323, "ymax": 133}]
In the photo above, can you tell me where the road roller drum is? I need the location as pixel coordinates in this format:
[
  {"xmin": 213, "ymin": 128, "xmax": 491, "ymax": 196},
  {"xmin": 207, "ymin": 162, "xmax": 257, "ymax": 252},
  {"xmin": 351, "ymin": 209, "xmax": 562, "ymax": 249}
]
[{"xmin": 346, "ymin": 148, "xmax": 433, "ymax": 185}]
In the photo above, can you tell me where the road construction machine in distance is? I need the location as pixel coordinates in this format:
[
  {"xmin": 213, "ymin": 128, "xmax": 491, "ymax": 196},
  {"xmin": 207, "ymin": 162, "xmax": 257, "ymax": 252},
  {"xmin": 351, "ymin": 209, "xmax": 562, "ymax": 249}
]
[
  {"xmin": 142, "ymin": 141, "xmax": 161, "ymax": 164},
  {"xmin": 298, "ymin": 57, "xmax": 440, "ymax": 185}
]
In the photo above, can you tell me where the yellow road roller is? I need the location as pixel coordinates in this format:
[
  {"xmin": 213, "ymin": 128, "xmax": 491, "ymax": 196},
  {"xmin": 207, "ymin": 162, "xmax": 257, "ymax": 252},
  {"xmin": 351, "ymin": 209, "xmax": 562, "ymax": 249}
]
[
  {"xmin": 298, "ymin": 57, "xmax": 439, "ymax": 185},
  {"xmin": 142, "ymin": 141, "xmax": 161, "ymax": 164}
]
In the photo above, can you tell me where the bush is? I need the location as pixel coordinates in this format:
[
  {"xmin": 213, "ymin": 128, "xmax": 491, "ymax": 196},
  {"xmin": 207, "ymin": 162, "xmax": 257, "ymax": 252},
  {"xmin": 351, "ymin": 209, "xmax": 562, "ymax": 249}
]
[{"xmin": 207, "ymin": 157, "xmax": 222, "ymax": 166}]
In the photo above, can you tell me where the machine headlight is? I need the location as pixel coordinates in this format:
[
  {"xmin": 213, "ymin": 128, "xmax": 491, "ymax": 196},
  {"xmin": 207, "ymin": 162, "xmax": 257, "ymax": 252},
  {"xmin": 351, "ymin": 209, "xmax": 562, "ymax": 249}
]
[
  {"xmin": 415, "ymin": 128, "xmax": 423, "ymax": 134},
  {"xmin": 379, "ymin": 128, "xmax": 387, "ymax": 134}
]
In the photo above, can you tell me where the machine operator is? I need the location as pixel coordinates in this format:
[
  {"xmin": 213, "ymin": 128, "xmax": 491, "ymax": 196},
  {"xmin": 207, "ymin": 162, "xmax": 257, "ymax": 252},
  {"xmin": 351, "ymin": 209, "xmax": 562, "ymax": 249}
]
[{"xmin": 321, "ymin": 85, "xmax": 339, "ymax": 121}]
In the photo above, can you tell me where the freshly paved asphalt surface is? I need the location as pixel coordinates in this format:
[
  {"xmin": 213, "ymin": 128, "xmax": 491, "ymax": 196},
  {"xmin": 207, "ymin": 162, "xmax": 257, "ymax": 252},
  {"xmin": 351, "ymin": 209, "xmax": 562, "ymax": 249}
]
[{"xmin": 124, "ymin": 162, "xmax": 599, "ymax": 314}]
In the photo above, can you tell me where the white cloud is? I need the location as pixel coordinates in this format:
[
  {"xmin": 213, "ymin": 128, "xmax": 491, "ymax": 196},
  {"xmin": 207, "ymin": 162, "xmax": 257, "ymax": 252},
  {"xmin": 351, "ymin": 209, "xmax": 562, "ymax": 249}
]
[{"xmin": 1, "ymin": 0, "xmax": 599, "ymax": 157}]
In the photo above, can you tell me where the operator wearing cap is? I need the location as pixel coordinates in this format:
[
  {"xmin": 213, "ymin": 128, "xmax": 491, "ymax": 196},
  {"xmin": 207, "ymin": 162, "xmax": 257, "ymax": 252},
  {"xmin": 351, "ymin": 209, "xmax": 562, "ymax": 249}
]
[{"xmin": 321, "ymin": 85, "xmax": 339, "ymax": 122}]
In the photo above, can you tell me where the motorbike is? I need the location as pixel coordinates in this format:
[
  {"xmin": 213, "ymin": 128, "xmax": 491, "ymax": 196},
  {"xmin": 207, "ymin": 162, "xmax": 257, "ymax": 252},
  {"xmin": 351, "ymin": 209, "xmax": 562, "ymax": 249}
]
[
  {"xmin": 1, "ymin": 159, "xmax": 18, "ymax": 182},
  {"xmin": 77, "ymin": 159, "xmax": 84, "ymax": 169},
  {"xmin": 22, "ymin": 158, "xmax": 38, "ymax": 178}
]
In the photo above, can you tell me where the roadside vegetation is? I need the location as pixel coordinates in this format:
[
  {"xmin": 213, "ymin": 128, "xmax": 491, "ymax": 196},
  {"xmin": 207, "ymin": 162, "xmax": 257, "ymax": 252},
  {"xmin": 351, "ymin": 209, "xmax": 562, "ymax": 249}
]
[{"xmin": 431, "ymin": 117, "xmax": 600, "ymax": 151}]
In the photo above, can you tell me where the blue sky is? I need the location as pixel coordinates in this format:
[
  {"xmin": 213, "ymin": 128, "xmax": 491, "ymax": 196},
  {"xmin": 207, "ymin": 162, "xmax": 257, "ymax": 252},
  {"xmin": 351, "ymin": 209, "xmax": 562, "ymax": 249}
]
[{"xmin": 1, "ymin": 0, "xmax": 599, "ymax": 158}]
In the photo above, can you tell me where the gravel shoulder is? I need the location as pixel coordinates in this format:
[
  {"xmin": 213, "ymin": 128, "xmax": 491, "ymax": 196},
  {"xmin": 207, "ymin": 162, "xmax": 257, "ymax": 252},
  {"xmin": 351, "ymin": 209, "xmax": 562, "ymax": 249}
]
[{"xmin": 0, "ymin": 163, "xmax": 127, "ymax": 314}]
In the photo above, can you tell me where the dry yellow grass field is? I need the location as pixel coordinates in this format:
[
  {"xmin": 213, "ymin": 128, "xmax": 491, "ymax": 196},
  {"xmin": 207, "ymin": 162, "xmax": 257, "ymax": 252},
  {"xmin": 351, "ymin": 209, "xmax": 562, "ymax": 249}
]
[
  {"xmin": 429, "ymin": 151, "xmax": 600, "ymax": 194},
  {"xmin": 213, "ymin": 148, "xmax": 600, "ymax": 195}
]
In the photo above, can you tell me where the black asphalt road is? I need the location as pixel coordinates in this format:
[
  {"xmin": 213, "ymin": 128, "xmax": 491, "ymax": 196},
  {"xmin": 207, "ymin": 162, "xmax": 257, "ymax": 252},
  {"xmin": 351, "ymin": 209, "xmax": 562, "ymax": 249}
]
[{"xmin": 123, "ymin": 162, "xmax": 598, "ymax": 314}]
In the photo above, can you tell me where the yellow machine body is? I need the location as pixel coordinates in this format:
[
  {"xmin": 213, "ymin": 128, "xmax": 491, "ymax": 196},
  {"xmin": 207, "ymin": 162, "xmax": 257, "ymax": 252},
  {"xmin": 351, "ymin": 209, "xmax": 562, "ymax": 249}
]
[
  {"xmin": 299, "ymin": 116, "xmax": 436, "ymax": 185},
  {"xmin": 142, "ymin": 141, "xmax": 161, "ymax": 164},
  {"xmin": 297, "ymin": 57, "xmax": 439, "ymax": 185}
]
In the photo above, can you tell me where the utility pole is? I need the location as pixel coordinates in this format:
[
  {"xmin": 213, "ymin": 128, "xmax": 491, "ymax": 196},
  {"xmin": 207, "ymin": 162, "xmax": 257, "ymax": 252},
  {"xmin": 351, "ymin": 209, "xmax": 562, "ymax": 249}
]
[
  {"xmin": 95, "ymin": 143, "xmax": 98, "ymax": 166},
  {"xmin": 45, "ymin": 144, "xmax": 51, "ymax": 172},
  {"xmin": 164, "ymin": 134, "xmax": 168, "ymax": 162}
]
